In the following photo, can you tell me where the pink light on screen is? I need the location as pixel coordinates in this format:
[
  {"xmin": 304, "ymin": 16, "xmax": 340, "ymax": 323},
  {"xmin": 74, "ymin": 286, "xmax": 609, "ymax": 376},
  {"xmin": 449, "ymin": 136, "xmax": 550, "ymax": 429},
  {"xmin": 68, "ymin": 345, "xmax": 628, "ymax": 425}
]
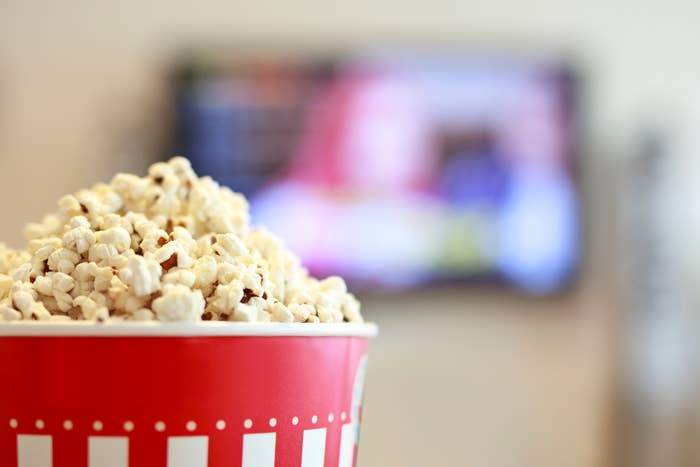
[{"xmin": 288, "ymin": 69, "xmax": 437, "ymax": 193}]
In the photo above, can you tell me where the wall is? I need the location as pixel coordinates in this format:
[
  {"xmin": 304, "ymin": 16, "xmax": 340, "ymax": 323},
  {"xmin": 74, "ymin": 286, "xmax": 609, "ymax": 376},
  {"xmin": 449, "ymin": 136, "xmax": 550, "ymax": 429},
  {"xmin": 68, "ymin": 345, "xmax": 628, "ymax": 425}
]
[
  {"xmin": 1, "ymin": 1, "xmax": 699, "ymax": 247},
  {"xmin": 1, "ymin": 1, "xmax": 698, "ymax": 465}
]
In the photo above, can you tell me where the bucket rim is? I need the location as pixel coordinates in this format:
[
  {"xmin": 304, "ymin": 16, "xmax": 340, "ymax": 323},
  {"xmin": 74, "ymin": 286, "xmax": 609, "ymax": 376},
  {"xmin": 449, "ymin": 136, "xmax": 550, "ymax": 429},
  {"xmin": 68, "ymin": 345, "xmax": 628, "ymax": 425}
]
[{"xmin": 0, "ymin": 321, "xmax": 378, "ymax": 338}]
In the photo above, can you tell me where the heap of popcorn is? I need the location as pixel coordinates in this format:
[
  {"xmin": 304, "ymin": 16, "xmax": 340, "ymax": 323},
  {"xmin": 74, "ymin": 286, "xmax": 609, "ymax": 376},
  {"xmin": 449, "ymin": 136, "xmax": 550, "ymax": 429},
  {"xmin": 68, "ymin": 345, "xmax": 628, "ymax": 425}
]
[{"xmin": 0, "ymin": 157, "xmax": 362, "ymax": 323}]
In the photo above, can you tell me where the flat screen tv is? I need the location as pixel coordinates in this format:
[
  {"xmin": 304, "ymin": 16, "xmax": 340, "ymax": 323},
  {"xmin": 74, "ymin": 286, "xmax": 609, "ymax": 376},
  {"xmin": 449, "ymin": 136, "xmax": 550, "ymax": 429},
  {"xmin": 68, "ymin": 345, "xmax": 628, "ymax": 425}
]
[{"xmin": 169, "ymin": 50, "xmax": 580, "ymax": 293}]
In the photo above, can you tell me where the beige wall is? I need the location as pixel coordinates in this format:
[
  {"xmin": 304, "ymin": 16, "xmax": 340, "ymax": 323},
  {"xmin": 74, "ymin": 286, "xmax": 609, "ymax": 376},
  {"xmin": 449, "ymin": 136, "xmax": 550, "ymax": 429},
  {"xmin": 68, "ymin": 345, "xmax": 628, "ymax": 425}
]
[
  {"xmin": 359, "ymin": 287, "xmax": 616, "ymax": 467},
  {"xmin": 2, "ymin": 1, "xmax": 697, "ymax": 465},
  {"xmin": 1, "ymin": 0, "xmax": 699, "ymax": 247}
]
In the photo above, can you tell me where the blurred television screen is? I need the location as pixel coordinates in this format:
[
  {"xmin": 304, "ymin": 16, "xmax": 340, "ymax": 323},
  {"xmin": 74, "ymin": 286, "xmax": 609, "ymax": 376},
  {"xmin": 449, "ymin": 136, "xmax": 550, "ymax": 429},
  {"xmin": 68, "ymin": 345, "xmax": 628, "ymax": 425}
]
[{"xmin": 170, "ymin": 51, "xmax": 580, "ymax": 293}]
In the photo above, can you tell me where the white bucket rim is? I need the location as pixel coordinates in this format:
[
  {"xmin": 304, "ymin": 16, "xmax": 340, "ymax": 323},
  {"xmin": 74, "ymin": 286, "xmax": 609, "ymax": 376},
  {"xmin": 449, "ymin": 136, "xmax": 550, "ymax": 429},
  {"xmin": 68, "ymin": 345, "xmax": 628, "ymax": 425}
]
[{"xmin": 0, "ymin": 321, "xmax": 378, "ymax": 338}]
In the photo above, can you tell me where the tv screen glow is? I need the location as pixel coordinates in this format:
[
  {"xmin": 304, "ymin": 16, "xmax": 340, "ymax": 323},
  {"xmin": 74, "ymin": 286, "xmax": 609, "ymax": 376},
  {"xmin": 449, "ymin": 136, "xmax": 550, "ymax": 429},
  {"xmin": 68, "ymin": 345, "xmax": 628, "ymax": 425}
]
[{"xmin": 170, "ymin": 51, "xmax": 580, "ymax": 293}]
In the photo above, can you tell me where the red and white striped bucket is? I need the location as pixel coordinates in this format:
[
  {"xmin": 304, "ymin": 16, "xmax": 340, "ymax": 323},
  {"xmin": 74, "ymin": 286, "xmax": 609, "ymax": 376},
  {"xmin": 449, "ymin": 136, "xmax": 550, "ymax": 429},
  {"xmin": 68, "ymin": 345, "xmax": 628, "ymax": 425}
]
[{"xmin": 0, "ymin": 322, "xmax": 377, "ymax": 467}]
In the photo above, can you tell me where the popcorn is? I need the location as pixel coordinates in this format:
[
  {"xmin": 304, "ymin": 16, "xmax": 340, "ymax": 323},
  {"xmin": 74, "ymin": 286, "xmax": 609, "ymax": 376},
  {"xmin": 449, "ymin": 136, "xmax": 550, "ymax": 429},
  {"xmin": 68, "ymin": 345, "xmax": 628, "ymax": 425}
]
[
  {"xmin": 74, "ymin": 296, "xmax": 108, "ymax": 321},
  {"xmin": 216, "ymin": 262, "xmax": 240, "ymax": 285},
  {"xmin": 33, "ymin": 275, "xmax": 53, "ymax": 296},
  {"xmin": 48, "ymin": 248, "xmax": 81, "ymax": 274},
  {"xmin": 0, "ymin": 157, "xmax": 362, "ymax": 323},
  {"xmin": 63, "ymin": 216, "xmax": 96, "ymax": 254},
  {"xmin": 289, "ymin": 303, "xmax": 314, "ymax": 323},
  {"xmin": 192, "ymin": 256, "xmax": 217, "ymax": 288},
  {"xmin": 162, "ymin": 269, "xmax": 196, "ymax": 288},
  {"xmin": 212, "ymin": 233, "xmax": 248, "ymax": 258},
  {"xmin": 131, "ymin": 308, "xmax": 154, "ymax": 321},
  {"xmin": 231, "ymin": 303, "xmax": 257, "ymax": 322},
  {"xmin": 119, "ymin": 255, "xmax": 161, "ymax": 297},
  {"xmin": 0, "ymin": 274, "xmax": 13, "ymax": 300},
  {"xmin": 30, "ymin": 302, "xmax": 52, "ymax": 321},
  {"xmin": 0, "ymin": 244, "xmax": 30, "ymax": 275},
  {"xmin": 111, "ymin": 173, "xmax": 149, "ymax": 204},
  {"xmin": 12, "ymin": 263, "xmax": 32, "ymax": 283},
  {"xmin": 58, "ymin": 195, "xmax": 84, "ymax": 217},
  {"xmin": 316, "ymin": 305, "xmax": 341, "ymax": 323},
  {"xmin": 341, "ymin": 295, "xmax": 363, "ymax": 323},
  {"xmin": 270, "ymin": 302, "xmax": 294, "ymax": 323},
  {"xmin": 93, "ymin": 266, "xmax": 113, "ymax": 292},
  {"xmin": 208, "ymin": 282, "xmax": 244, "ymax": 315},
  {"xmin": 0, "ymin": 306, "xmax": 21, "ymax": 321},
  {"xmin": 54, "ymin": 291, "xmax": 73, "ymax": 312},
  {"xmin": 153, "ymin": 241, "xmax": 195, "ymax": 270},
  {"xmin": 257, "ymin": 309, "xmax": 272, "ymax": 323},
  {"xmin": 152, "ymin": 284, "xmax": 204, "ymax": 322},
  {"xmin": 140, "ymin": 229, "xmax": 169, "ymax": 254},
  {"xmin": 23, "ymin": 214, "xmax": 63, "ymax": 241}
]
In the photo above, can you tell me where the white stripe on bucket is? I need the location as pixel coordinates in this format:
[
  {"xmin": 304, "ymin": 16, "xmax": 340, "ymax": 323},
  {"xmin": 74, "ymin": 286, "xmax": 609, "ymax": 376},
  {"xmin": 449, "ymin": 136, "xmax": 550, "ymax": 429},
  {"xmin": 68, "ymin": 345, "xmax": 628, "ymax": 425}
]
[
  {"xmin": 167, "ymin": 436, "xmax": 208, "ymax": 467},
  {"xmin": 12, "ymin": 422, "xmax": 359, "ymax": 466},
  {"xmin": 89, "ymin": 436, "xmax": 128, "ymax": 467},
  {"xmin": 242, "ymin": 432, "xmax": 276, "ymax": 467},
  {"xmin": 17, "ymin": 435, "xmax": 52, "ymax": 467},
  {"xmin": 301, "ymin": 428, "xmax": 326, "ymax": 467},
  {"xmin": 338, "ymin": 423, "xmax": 356, "ymax": 467}
]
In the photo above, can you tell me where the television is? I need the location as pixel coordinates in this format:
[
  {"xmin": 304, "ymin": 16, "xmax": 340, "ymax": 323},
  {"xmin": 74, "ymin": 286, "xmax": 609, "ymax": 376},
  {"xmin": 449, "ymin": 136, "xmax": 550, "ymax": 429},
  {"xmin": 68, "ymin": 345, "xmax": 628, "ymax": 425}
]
[{"xmin": 169, "ymin": 50, "xmax": 580, "ymax": 293}]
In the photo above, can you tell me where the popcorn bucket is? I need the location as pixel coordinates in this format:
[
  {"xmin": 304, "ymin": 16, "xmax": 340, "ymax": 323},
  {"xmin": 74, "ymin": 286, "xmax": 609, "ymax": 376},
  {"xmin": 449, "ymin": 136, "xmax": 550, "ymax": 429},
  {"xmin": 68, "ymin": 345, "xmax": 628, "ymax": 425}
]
[{"xmin": 0, "ymin": 322, "xmax": 377, "ymax": 467}]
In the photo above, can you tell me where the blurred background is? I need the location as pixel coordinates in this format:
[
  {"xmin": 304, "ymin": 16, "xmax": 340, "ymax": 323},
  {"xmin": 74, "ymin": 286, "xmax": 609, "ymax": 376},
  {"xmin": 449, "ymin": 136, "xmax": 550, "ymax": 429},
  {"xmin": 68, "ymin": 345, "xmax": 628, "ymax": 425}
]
[{"xmin": 1, "ymin": 1, "xmax": 700, "ymax": 466}]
